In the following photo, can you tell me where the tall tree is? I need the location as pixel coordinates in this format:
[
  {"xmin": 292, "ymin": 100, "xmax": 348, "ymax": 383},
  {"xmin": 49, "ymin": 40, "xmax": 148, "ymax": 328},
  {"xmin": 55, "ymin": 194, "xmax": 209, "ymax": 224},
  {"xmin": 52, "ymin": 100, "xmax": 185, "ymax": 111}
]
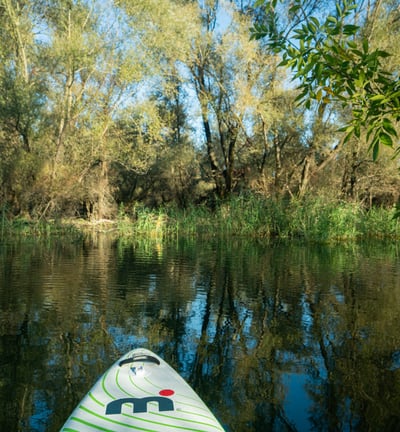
[
  {"xmin": 0, "ymin": 0, "xmax": 49, "ymax": 214},
  {"xmin": 189, "ymin": 1, "xmax": 281, "ymax": 198},
  {"xmin": 0, "ymin": 0, "xmax": 45, "ymax": 153},
  {"xmin": 114, "ymin": 0, "xmax": 204, "ymax": 206},
  {"xmin": 39, "ymin": 0, "xmax": 149, "ymax": 218}
]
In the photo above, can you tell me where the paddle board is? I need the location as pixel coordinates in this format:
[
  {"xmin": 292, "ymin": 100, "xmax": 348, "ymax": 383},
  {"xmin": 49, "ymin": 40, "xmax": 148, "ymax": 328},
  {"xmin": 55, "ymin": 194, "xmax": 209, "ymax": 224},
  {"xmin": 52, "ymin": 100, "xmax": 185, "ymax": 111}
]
[{"xmin": 61, "ymin": 347, "xmax": 225, "ymax": 431}]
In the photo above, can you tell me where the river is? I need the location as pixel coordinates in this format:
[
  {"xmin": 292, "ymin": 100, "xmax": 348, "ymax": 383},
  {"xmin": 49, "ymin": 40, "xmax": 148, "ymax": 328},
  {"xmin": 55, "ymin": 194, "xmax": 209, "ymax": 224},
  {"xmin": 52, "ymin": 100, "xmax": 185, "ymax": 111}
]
[{"xmin": 1, "ymin": 235, "xmax": 400, "ymax": 431}]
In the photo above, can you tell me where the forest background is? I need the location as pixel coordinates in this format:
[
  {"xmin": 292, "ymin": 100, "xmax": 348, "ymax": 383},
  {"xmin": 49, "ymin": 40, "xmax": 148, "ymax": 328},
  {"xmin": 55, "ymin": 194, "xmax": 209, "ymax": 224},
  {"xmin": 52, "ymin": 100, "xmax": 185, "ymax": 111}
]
[{"xmin": 0, "ymin": 0, "xmax": 399, "ymax": 241}]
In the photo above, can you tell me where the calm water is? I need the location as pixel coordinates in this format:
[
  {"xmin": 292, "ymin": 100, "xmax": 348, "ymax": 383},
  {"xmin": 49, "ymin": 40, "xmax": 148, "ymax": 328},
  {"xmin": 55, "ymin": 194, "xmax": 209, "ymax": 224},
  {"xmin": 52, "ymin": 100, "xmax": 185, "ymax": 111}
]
[{"xmin": 1, "ymin": 235, "xmax": 400, "ymax": 431}]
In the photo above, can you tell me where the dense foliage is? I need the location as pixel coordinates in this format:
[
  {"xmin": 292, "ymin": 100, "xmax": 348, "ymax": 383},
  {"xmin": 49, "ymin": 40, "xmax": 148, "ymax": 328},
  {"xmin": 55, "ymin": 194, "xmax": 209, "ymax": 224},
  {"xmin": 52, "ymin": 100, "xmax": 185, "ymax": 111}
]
[
  {"xmin": 0, "ymin": 0, "xmax": 399, "ymax": 225},
  {"xmin": 251, "ymin": 0, "xmax": 400, "ymax": 159}
]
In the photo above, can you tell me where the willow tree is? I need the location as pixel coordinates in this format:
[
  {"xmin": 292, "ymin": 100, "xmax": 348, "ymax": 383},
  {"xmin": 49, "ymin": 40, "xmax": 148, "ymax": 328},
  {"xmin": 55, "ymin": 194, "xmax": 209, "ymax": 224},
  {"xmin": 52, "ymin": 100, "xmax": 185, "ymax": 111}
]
[
  {"xmin": 0, "ymin": 0, "xmax": 46, "ymax": 213},
  {"xmin": 113, "ymin": 0, "xmax": 203, "ymax": 206},
  {"xmin": 187, "ymin": 1, "xmax": 288, "ymax": 198},
  {"xmin": 34, "ymin": 0, "xmax": 150, "ymax": 219},
  {"xmin": 116, "ymin": 0, "xmax": 290, "ymax": 201}
]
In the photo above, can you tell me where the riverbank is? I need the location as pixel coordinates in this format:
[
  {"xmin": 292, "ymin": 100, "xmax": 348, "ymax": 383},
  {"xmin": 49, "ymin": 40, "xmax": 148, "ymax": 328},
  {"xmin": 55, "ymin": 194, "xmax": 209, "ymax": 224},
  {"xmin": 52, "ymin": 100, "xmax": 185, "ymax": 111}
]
[{"xmin": 2, "ymin": 196, "xmax": 399, "ymax": 242}]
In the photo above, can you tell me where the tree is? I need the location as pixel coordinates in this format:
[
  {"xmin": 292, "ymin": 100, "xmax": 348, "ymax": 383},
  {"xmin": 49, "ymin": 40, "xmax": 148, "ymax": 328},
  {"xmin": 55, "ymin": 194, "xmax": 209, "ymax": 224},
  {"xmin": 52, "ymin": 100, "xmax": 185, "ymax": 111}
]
[
  {"xmin": 188, "ymin": 1, "xmax": 282, "ymax": 198},
  {"xmin": 0, "ymin": 0, "xmax": 47, "ymax": 213},
  {"xmin": 251, "ymin": 0, "xmax": 400, "ymax": 159},
  {"xmin": 111, "ymin": 0, "xmax": 202, "ymax": 207},
  {"xmin": 39, "ymin": 0, "xmax": 149, "ymax": 219}
]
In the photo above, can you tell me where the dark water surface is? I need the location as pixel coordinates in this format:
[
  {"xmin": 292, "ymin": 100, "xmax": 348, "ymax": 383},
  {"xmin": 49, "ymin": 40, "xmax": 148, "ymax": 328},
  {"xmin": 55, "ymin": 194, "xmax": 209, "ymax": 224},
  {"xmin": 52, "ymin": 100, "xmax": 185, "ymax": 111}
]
[{"xmin": 1, "ymin": 235, "xmax": 400, "ymax": 431}]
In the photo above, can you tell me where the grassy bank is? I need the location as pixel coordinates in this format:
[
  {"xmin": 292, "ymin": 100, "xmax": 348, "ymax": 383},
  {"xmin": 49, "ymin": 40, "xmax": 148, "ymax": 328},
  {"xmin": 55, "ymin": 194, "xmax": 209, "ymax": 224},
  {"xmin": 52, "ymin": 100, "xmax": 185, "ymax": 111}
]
[
  {"xmin": 1, "ymin": 215, "xmax": 83, "ymax": 239},
  {"xmin": 2, "ymin": 196, "xmax": 399, "ymax": 242},
  {"xmin": 117, "ymin": 196, "xmax": 399, "ymax": 242}
]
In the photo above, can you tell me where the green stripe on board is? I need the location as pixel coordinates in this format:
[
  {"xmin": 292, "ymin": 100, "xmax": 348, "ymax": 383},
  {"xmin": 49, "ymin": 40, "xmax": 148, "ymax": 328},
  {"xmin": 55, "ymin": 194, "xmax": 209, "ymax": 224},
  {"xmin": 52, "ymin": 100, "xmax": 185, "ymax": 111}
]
[
  {"xmin": 169, "ymin": 408, "xmax": 221, "ymax": 423},
  {"xmin": 121, "ymin": 413, "xmax": 216, "ymax": 432},
  {"xmin": 129, "ymin": 371, "xmax": 154, "ymax": 396},
  {"xmin": 78, "ymin": 406, "xmax": 157, "ymax": 431},
  {"xmin": 61, "ymin": 428, "xmax": 79, "ymax": 432},
  {"xmin": 116, "ymin": 367, "xmax": 136, "ymax": 397},
  {"xmin": 79, "ymin": 404, "xmax": 220, "ymax": 432},
  {"xmin": 70, "ymin": 417, "xmax": 114, "ymax": 432},
  {"xmin": 143, "ymin": 376, "xmax": 206, "ymax": 411},
  {"xmin": 89, "ymin": 391, "xmax": 105, "ymax": 407},
  {"xmin": 144, "ymin": 376, "xmax": 198, "ymax": 403},
  {"xmin": 149, "ymin": 411, "xmax": 223, "ymax": 431},
  {"xmin": 101, "ymin": 369, "xmax": 116, "ymax": 400},
  {"xmin": 128, "ymin": 374, "xmax": 211, "ymax": 418}
]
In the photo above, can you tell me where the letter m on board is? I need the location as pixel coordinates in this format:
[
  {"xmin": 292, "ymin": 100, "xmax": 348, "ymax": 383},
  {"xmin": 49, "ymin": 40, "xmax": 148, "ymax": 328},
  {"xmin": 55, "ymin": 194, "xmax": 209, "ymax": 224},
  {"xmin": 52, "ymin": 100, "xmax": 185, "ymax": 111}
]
[{"xmin": 106, "ymin": 397, "xmax": 174, "ymax": 415}]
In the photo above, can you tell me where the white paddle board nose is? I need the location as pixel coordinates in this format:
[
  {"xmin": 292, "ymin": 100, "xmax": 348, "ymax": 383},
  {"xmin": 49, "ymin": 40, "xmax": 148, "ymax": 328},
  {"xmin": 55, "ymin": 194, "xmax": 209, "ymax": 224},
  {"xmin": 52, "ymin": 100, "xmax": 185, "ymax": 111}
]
[{"xmin": 61, "ymin": 347, "xmax": 225, "ymax": 431}]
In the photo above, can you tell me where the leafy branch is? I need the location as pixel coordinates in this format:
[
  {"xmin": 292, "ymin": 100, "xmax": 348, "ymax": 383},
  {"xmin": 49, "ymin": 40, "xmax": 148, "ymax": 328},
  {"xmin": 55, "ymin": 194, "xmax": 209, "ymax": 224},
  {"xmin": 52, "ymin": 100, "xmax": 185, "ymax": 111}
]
[{"xmin": 251, "ymin": 0, "xmax": 399, "ymax": 160}]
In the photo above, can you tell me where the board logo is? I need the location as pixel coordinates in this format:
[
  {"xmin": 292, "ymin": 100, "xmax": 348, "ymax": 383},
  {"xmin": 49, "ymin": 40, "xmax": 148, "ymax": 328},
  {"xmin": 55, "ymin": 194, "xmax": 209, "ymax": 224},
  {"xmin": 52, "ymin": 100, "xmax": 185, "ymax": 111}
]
[{"xmin": 106, "ymin": 390, "xmax": 175, "ymax": 415}]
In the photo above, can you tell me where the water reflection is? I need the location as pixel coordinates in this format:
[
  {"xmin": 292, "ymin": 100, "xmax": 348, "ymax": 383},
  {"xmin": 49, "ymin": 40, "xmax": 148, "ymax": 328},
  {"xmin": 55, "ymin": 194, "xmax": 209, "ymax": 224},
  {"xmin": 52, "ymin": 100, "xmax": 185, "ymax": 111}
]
[{"xmin": 1, "ymin": 237, "xmax": 400, "ymax": 431}]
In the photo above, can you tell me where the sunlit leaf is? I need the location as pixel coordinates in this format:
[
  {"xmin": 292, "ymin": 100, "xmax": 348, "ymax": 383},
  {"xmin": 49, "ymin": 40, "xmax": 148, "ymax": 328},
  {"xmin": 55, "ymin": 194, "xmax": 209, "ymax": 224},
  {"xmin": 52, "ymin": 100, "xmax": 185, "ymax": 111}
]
[
  {"xmin": 369, "ymin": 94, "xmax": 386, "ymax": 101},
  {"xmin": 308, "ymin": 21, "xmax": 317, "ymax": 33},
  {"xmin": 341, "ymin": 125, "xmax": 355, "ymax": 144},
  {"xmin": 382, "ymin": 118, "xmax": 398, "ymax": 137},
  {"xmin": 379, "ymin": 131, "xmax": 394, "ymax": 147}
]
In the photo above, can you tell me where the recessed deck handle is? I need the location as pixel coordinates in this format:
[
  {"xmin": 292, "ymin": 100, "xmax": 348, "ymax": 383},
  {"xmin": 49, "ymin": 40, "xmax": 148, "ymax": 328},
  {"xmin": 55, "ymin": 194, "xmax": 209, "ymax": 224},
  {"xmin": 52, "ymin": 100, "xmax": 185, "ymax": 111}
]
[{"xmin": 119, "ymin": 354, "xmax": 160, "ymax": 367}]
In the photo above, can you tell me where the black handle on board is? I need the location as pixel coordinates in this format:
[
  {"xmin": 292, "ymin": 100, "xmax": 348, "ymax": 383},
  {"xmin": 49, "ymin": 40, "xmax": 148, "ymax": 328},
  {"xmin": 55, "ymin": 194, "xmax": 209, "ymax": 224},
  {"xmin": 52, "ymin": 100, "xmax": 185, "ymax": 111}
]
[{"xmin": 119, "ymin": 354, "xmax": 161, "ymax": 367}]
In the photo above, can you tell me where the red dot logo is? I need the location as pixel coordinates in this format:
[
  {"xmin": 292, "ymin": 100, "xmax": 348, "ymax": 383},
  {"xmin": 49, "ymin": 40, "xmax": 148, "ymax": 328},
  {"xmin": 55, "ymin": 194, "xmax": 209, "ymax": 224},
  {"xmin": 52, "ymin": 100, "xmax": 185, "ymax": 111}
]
[{"xmin": 159, "ymin": 389, "xmax": 175, "ymax": 397}]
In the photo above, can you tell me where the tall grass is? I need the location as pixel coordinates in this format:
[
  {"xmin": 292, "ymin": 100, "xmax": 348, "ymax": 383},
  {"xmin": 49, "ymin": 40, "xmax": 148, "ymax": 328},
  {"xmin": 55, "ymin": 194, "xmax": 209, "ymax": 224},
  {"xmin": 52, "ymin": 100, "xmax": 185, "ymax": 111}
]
[
  {"xmin": 1, "ymin": 211, "xmax": 82, "ymax": 239},
  {"xmin": 117, "ymin": 205, "xmax": 172, "ymax": 237},
  {"xmin": 119, "ymin": 196, "xmax": 400, "ymax": 242},
  {"xmin": 3, "ymin": 196, "xmax": 399, "ymax": 242}
]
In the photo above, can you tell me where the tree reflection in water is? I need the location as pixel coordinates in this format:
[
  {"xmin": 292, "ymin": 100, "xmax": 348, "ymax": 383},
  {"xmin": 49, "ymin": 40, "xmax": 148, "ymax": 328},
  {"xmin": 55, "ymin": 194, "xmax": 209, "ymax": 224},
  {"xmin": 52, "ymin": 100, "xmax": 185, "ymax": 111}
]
[{"xmin": 0, "ymin": 237, "xmax": 400, "ymax": 431}]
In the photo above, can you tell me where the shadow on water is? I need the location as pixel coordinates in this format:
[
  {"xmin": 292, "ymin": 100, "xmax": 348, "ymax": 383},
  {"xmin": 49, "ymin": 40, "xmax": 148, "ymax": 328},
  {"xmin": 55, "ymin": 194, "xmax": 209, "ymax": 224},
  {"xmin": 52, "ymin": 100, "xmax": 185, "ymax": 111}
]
[{"xmin": 1, "ymin": 236, "xmax": 400, "ymax": 431}]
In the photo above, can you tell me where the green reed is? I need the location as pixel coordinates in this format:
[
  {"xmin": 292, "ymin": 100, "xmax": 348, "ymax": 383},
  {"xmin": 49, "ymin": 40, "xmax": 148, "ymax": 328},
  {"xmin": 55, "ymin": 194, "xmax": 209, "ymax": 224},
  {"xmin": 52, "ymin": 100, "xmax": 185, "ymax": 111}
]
[
  {"xmin": 4, "ymin": 196, "xmax": 399, "ymax": 242},
  {"xmin": 1, "ymin": 215, "xmax": 82, "ymax": 238},
  {"xmin": 123, "ymin": 196, "xmax": 400, "ymax": 242}
]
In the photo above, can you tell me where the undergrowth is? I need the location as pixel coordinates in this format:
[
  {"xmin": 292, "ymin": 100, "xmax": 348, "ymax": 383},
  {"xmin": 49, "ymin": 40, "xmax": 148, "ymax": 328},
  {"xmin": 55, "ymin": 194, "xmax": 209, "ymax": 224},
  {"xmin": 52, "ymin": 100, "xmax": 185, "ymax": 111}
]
[{"xmin": 3, "ymin": 196, "xmax": 399, "ymax": 242}]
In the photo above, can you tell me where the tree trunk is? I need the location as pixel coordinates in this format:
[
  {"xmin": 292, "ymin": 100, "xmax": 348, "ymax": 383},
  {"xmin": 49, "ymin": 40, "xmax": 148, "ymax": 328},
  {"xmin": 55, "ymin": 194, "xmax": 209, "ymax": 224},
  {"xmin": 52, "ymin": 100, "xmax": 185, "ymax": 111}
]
[
  {"xmin": 194, "ymin": 64, "xmax": 225, "ymax": 197},
  {"xmin": 298, "ymin": 155, "xmax": 311, "ymax": 198}
]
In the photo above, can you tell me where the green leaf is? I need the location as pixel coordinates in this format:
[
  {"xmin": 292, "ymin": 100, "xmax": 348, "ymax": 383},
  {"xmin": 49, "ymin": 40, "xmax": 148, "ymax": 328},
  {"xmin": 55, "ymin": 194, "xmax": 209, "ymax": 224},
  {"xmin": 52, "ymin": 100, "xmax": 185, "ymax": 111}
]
[
  {"xmin": 375, "ymin": 50, "xmax": 391, "ymax": 59},
  {"xmin": 343, "ymin": 24, "xmax": 359, "ymax": 35},
  {"xmin": 350, "ymin": 48, "xmax": 363, "ymax": 57},
  {"xmin": 379, "ymin": 131, "xmax": 394, "ymax": 147},
  {"xmin": 336, "ymin": 2, "xmax": 343, "ymax": 17},
  {"xmin": 250, "ymin": 23, "xmax": 269, "ymax": 40},
  {"xmin": 294, "ymin": 88, "xmax": 309, "ymax": 103},
  {"xmin": 342, "ymin": 126, "xmax": 355, "ymax": 144},
  {"xmin": 308, "ymin": 21, "xmax": 317, "ymax": 33},
  {"xmin": 389, "ymin": 90, "xmax": 400, "ymax": 100},
  {"xmin": 373, "ymin": 131, "xmax": 393, "ymax": 147},
  {"xmin": 369, "ymin": 94, "xmax": 386, "ymax": 102},
  {"xmin": 366, "ymin": 124, "xmax": 376, "ymax": 142},
  {"xmin": 346, "ymin": 40, "xmax": 357, "ymax": 49},
  {"xmin": 362, "ymin": 38, "xmax": 369, "ymax": 54},
  {"xmin": 370, "ymin": 138, "xmax": 380, "ymax": 160},
  {"xmin": 382, "ymin": 118, "xmax": 398, "ymax": 137},
  {"xmin": 326, "ymin": 16, "xmax": 338, "ymax": 25},
  {"xmin": 288, "ymin": 3, "xmax": 301, "ymax": 15},
  {"xmin": 353, "ymin": 122, "xmax": 360, "ymax": 138}
]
